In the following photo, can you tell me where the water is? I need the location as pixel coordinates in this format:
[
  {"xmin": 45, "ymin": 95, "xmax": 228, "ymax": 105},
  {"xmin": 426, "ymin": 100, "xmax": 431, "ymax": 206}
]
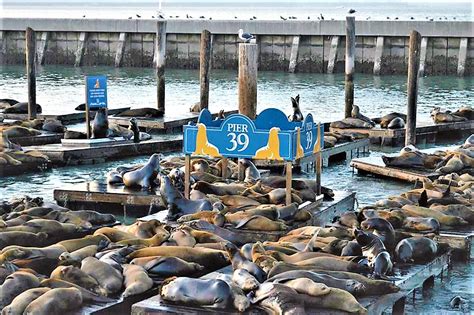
[
  {"xmin": 0, "ymin": 65, "xmax": 472, "ymax": 313},
  {"xmin": 1, "ymin": 1, "xmax": 472, "ymax": 21},
  {"xmin": 1, "ymin": 65, "xmax": 473, "ymax": 123}
]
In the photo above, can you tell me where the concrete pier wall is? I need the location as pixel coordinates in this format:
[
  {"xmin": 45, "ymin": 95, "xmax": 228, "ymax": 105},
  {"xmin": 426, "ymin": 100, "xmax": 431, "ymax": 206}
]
[{"xmin": 0, "ymin": 18, "xmax": 472, "ymax": 75}]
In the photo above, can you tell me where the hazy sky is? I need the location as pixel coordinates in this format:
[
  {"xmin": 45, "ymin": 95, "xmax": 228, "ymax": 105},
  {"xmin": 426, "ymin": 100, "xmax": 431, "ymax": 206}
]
[{"xmin": 7, "ymin": 0, "xmax": 472, "ymax": 2}]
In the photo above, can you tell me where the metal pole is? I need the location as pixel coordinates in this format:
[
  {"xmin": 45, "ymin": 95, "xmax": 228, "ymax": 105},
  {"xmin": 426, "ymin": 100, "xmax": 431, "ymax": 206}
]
[
  {"xmin": 199, "ymin": 30, "xmax": 212, "ymax": 110},
  {"xmin": 344, "ymin": 16, "xmax": 355, "ymax": 119},
  {"xmin": 406, "ymin": 30, "xmax": 421, "ymax": 146},
  {"xmin": 156, "ymin": 20, "xmax": 167, "ymax": 113}
]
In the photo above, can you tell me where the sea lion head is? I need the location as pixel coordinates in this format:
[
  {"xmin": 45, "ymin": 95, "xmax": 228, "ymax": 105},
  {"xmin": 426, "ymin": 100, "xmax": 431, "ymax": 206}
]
[
  {"xmin": 148, "ymin": 153, "xmax": 162, "ymax": 170},
  {"xmin": 212, "ymin": 213, "xmax": 225, "ymax": 227},
  {"xmin": 395, "ymin": 240, "xmax": 414, "ymax": 263},
  {"xmin": 351, "ymin": 104, "xmax": 360, "ymax": 116},
  {"xmin": 353, "ymin": 229, "xmax": 375, "ymax": 247},
  {"xmin": 224, "ymin": 242, "xmax": 239, "ymax": 256}
]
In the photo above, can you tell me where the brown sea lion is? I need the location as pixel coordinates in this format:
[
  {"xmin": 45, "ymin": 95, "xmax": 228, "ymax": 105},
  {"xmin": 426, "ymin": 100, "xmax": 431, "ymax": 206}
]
[
  {"xmin": 23, "ymin": 287, "xmax": 83, "ymax": 315},
  {"xmin": 372, "ymin": 112, "xmax": 407, "ymax": 128},
  {"xmin": 224, "ymin": 242, "xmax": 266, "ymax": 282},
  {"xmin": 0, "ymin": 232, "xmax": 47, "ymax": 250},
  {"xmin": 122, "ymin": 154, "xmax": 160, "ymax": 189},
  {"xmin": 91, "ymin": 108, "xmax": 108, "ymax": 139},
  {"xmin": 39, "ymin": 278, "xmax": 112, "ymax": 303},
  {"xmin": 57, "ymin": 234, "xmax": 110, "ymax": 252},
  {"xmin": 93, "ymin": 227, "xmax": 136, "ymax": 242},
  {"xmin": 431, "ymin": 107, "xmax": 467, "ymax": 123},
  {"xmin": 50, "ymin": 266, "xmax": 103, "ymax": 295},
  {"xmin": 401, "ymin": 205, "xmax": 467, "ymax": 227},
  {"xmin": 3, "ymin": 126, "xmax": 41, "ymax": 138},
  {"xmin": 134, "ymin": 256, "xmax": 204, "ymax": 278},
  {"xmin": 81, "ymin": 257, "xmax": 123, "ymax": 295},
  {"xmin": 42, "ymin": 119, "xmax": 66, "ymax": 133},
  {"xmin": 354, "ymin": 229, "xmax": 392, "ymax": 278},
  {"xmin": 225, "ymin": 213, "xmax": 287, "ymax": 231},
  {"xmin": 232, "ymin": 268, "xmax": 260, "ymax": 291},
  {"xmin": 430, "ymin": 204, "xmax": 474, "ymax": 224},
  {"xmin": 351, "ymin": 105, "xmax": 375, "ymax": 126},
  {"xmin": 402, "ymin": 217, "xmax": 440, "ymax": 233},
  {"xmin": 330, "ymin": 117, "xmax": 373, "ymax": 129},
  {"xmin": 0, "ymin": 271, "xmax": 40, "ymax": 309},
  {"xmin": 395, "ymin": 237, "xmax": 438, "ymax": 263},
  {"xmin": 251, "ymin": 283, "xmax": 306, "ymax": 314},
  {"xmin": 3, "ymin": 102, "xmax": 42, "ymax": 114},
  {"xmin": 115, "ymin": 107, "xmax": 163, "ymax": 118},
  {"xmin": 2, "ymin": 287, "xmax": 50, "ymax": 314},
  {"xmin": 122, "ymin": 264, "xmax": 153, "ymax": 297}
]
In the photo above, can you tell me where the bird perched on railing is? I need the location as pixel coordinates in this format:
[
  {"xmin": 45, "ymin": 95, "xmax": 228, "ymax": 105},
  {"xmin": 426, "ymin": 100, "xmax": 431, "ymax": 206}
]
[{"xmin": 238, "ymin": 29, "xmax": 255, "ymax": 43}]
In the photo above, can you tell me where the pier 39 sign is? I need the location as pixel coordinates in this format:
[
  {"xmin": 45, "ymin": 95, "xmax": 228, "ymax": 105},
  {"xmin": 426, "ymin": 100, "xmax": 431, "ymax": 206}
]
[
  {"xmin": 183, "ymin": 108, "xmax": 323, "ymax": 161},
  {"xmin": 85, "ymin": 75, "xmax": 108, "ymax": 109}
]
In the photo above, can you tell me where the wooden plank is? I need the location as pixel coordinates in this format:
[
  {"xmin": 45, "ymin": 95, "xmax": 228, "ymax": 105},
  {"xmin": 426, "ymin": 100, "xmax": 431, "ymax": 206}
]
[
  {"xmin": 0, "ymin": 107, "xmax": 131, "ymax": 124},
  {"xmin": 108, "ymin": 109, "xmax": 238, "ymax": 131}
]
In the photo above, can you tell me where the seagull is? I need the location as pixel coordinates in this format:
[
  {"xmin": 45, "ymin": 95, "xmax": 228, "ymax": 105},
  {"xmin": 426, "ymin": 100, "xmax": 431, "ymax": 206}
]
[
  {"xmin": 238, "ymin": 29, "xmax": 255, "ymax": 43},
  {"xmin": 128, "ymin": 16, "xmax": 132, "ymax": 19},
  {"xmin": 209, "ymin": 17, "xmax": 212, "ymax": 20},
  {"xmin": 320, "ymin": 13, "xmax": 324, "ymax": 20},
  {"xmin": 136, "ymin": 14, "xmax": 141, "ymax": 18},
  {"xmin": 429, "ymin": 18, "xmax": 433, "ymax": 21},
  {"xmin": 234, "ymin": 16, "xmax": 238, "ymax": 19},
  {"xmin": 82, "ymin": 15, "xmax": 86, "ymax": 18},
  {"xmin": 410, "ymin": 17, "xmax": 414, "ymax": 20},
  {"xmin": 348, "ymin": 9, "xmax": 356, "ymax": 14},
  {"xmin": 158, "ymin": 14, "xmax": 164, "ymax": 19},
  {"xmin": 280, "ymin": 16, "xmax": 287, "ymax": 20},
  {"xmin": 186, "ymin": 14, "xmax": 189, "ymax": 18},
  {"xmin": 307, "ymin": 16, "xmax": 310, "ymax": 19},
  {"xmin": 253, "ymin": 16, "xmax": 257, "ymax": 19},
  {"xmin": 200, "ymin": 16, "xmax": 205, "ymax": 19},
  {"xmin": 395, "ymin": 17, "xmax": 399, "ymax": 20},
  {"xmin": 366, "ymin": 16, "xmax": 370, "ymax": 20},
  {"xmin": 151, "ymin": 15, "xmax": 155, "ymax": 18},
  {"xmin": 386, "ymin": 16, "xmax": 390, "ymax": 19}
]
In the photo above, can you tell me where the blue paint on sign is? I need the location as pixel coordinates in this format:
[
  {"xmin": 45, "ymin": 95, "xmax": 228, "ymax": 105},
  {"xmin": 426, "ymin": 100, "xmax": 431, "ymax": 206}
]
[
  {"xmin": 184, "ymin": 108, "xmax": 323, "ymax": 161},
  {"xmin": 86, "ymin": 75, "xmax": 108, "ymax": 109}
]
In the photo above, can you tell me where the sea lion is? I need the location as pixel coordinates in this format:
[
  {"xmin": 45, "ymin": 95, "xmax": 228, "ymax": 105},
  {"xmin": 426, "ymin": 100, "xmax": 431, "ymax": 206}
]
[
  {"xmin": 117, "ymin": 219, "xmax": 167, "ymax": 239},
  {"xmin": 288, "ymin": 94, "xmax": 303, "ymax": 122},
  {"xmin": 387, "ymin": 116, "xmax": 405, "ymax": 129},
  {"xmin": 179, "ymin": 225, "xmax": 227, "ymax": 244},
  {"xmin": 93, "ymin": 227, "xmax": 136, "ymax": 242},
  {"xmin": 232, "ymin": 268, "xmax": 260, "ymax": 291},
  {"xmin": 38, "ymin": 278, "xmax": 112, "ymax": 303},
  {"xmin": 169, "ymin": 229, "xmax": 196, "ymax": 247},
  {"xmin": 1, "ymin": 287, "xmax": 50, "ymax": 315},
  {"xmin": 351, "ymin": 105, "xmax": 375, "ymax": 126},
  {"xmin": 395, "ymin": 236, "xmax": 438, "ymax": 263},
  {"xmin": 23, "ymin": 287, "xmax": 83, "ymax": 314},
  {"xmin": 330, "ymin": 117, "xmax": 373, "ymax": 129},
  {"xmin": 282, "ymin": 278, "xmax": 330, "ymax": 297},
  {"xmin": 360, "ymin": 217, "xmax": 396, "ymax": 251},
  {"xmin": 177, "ymin": 211, "xmax": 225, "ymax": 226},
  {"xmin": 115, "ymin": 107, "xmax": 163, "ymax": 118},
  {"xmin": 0, "ymin": 244, "xmax": 67, "ymax": 263},
  {"xmin": 128, "ymin": 117, "xmax": 140, "ymax": 143},
  {"xmin": 91, "ymin": 108, "xmax": 108, "ymax": 139},
  {"xmin": 431, "ymin": 107, "xmax": 467, "ymax": 123},
  {"xmin": 160, "ymin": 176, "xmax": 212, "ymax": 220},
  {"xmin": 193, "ymin": 181, "xmax": 247, "ymax": 196},
  {"xmin": 42, "ymin": 119, "xmax": 66, "ymax": 133},
  {"xmin": 294, "ymin": 256, "xmax": 369, "ymax": 273},
  {"xmin": 160, "ymin": 277, "xmax": 235, "ymax": 310},
  {"xmin": 226, "ymin": 213, "xmax": 288, "ymax": 231},
  {"xmin": 3, "ymin": 102, "xmax": 42, "ymax": 114},
  {"xmin": 333, "ymin": 211, "xmax": 359, "ymax": 228},
  {"xmin": 341, "ymin": 240, "xmax": 363, "ymax": 256},
  {"xmin": 254, "ymin": 127, "xmax": 283, "ymax": 160},
  {"xmin": 372, "ymin": 112, "xmax": 407, "ymax": 128},
  {"xmin": 122, "ymin": 154, "xmax": 160, "ymax": 189},
  {"xmin": 0, "ymin": 232, "xmax": 47, "ymax": 250},
  {"xmin": 122, "ymin": 264, "xmax": 153, "ymax": 297},
  {"xmin": 57, "ymin": 234, "xmax": 109, "ymax": 252},
  {"xmin": 0, "ymin": 99, "xmax": 18, "ymax": 109},
  {"xmin": 382, "ymin": 148, "xmax": 442, "ymax": 169},
  {"xmin": 224, "ymin": 242, "xmax": 266, "ymax": 282},
  {"xmin": 0, "ymin": 271, "xmax": 40, "ymax": 309},
  {"xmin": 401, "ymin": 205, "xmax": 467, "ymax": 227},
  {"xmin": 3, "ymin": 126, "xmax": 41, "ymax": 138},
  {"xmin": 81, "ymin": 257, "xmax": 123, "ymax": 295},
  {"xmin": 430, "ymin": 204, "xmax": 474, "ymax": 224},
  {"xmin": 354, "ymin": 229, "xmax": 392, "ymax": 278},
  {"xmin": 453, "ymin": 106, "xmax": 474, "ymax": 120},
  {"xmin": 194, "ymin": 123, "xmax": 221, "ymax": 157},
  {"xmin": 134, "ymin": 256, "xmax": 205, "ymax": 278},
  {"xmin": 50, "ymin": 266, "xmax": 103, "ymax": 295},
  {"xmin": 403, "ymin": 217, "xmax": 440, "ymax": 233},
  {"xmin": 251, "ymin": 283, "xmax": 306, "ymax": 314},
  {"xmin": 305, "ymin": 287, "xmax": 368, "ymax": 314},
  {"xmin": 59, "ymin": 245, "xmax": 100, "ymax": 265},
  {"xmin": 239, "ymin": 159, "xmax": 261, "ymax": 184},
  {"xmin": 127, "ymin": 246, "xmax": 229, "ymax": 270}
]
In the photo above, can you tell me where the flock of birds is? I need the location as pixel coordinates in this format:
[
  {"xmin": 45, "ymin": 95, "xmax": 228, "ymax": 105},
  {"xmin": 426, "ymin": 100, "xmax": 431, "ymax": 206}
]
[{"xmin": 80, "ymin": 9, "xmax": 459, "ymax": 22}]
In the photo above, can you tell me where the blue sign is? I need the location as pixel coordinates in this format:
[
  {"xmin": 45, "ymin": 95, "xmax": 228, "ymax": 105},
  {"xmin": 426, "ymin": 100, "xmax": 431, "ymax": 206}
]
[
  {"xmin": 86, "ymin": 75, "xmax": 108, "ymax": 109},
  {"xmin": 183, "ymin": 108, "xmax": 323, "ymax": 161}
]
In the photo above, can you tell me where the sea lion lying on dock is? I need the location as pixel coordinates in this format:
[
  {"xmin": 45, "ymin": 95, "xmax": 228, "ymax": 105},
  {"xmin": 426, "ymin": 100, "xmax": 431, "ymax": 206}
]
[
  {"xmin": 0, "ymin": 99, "xmax": 19, "ymax": 109},
  {"xmin": 395, "ymin": 236, "xmax": 438, "ymax": 263},
  {"xmin": 372, "ymin": 112, "xmax": 407, "ymax": 128},
  {"xmin": 382, "ymin": 145, "xmax": 443, "ymax": 169},
  {"xmin": 3, "ymin": 102, "xmax": 42, "ymax": 114},
  {"xmin": 351, "ymin": 105, "xmax": 375, "ymax": 126},
  {"xmin": 330, "ymin": 117, "xmax": 374, "ymax": 129},
  {"xmin": 122, "ymin": 153, "xmax": 161, "ymax": 189},
  {"xmin": 431, "ymin": 107, "xmax": 467, "ymax": 123},
  {"xmin": 114, "ymin": 108, "xmax": 164, "ymax": 118}
]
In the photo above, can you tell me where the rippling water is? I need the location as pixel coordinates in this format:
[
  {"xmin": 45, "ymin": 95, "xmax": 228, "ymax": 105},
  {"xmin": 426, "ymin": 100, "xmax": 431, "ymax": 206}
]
[
  {"xmin": 0, "ymin": 65, "xmax": 472, "ymax": 313},
  {"xmin": 1, "ymin": 65, "xmax": 473, "ymax": 124}
]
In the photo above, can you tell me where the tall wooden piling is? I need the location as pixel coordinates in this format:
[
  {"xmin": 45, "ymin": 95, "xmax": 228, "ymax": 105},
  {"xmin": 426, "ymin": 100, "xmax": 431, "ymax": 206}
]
[
  {"xmin": 199, "ymin": 30, "xmax": 212, "ymax": 110},
  {"xmin": 155, "ymin": 20, "xmax": 167, "ymax": 113},
  {"xmin": 406, "ymin": 30, "xmax": 422, "ymax": 146},
  {"xmin": 344, "ymin": 16, "xmax": 355, "ymax": 119},
  {"xmin": 238, "ymin": 43, "xmax": 258, "ymax": 119},
  {"xmin": 26, "ymin": 27, "xmax": 37, "ymax": 120}
]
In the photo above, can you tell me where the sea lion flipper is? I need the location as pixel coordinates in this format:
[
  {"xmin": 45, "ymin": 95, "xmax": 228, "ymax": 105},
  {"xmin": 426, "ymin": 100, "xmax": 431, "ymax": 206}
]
[
  {"xmin": 303, "ymin": 230, "xmax": 320, "ymax": 252},
  {"xmin": 418, "ymin": 190, "xmax": 428, "ymax": 207},
  {"xmin": 234, "ymin": 215, "xmax": 260, "ymax": 229}
]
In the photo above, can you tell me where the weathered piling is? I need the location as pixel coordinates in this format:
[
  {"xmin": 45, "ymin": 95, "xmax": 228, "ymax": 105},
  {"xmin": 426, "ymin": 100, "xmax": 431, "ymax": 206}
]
[
  {"xmin": 238, "ymin": 43, "xmax": 258, "ymax": 119},
  {"xmin": 199, "ymin": 30, "xmax": 212, "ymax": 110},
  {"xmin": 344, "ymin": 16, "xmax": 355, "ymax": 119},
  {"xmin": 156, "ymin": 20, "xmax": 167, "ymax": 113},
  {"xmin": 406, "ymin": 30, "xmax": 422, "ymax": 146},
  {"xmin": 288, "ymin": 35, "xmax": 300, "ymax": 73},
  {"xmin": 25, "ymin": 27, "xmax": 37, "ymax": 119}
]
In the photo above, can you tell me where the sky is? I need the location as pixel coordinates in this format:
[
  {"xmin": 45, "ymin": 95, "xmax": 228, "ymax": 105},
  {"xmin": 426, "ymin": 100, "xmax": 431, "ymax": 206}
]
[{"xmin": 5, "ymin": 0, "xmax": 472, "ymax": 2}]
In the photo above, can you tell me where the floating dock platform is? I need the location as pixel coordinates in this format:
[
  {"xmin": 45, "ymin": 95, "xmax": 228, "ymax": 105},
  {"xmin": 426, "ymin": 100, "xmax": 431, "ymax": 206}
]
[
  {"xmin": 330, "ymin": 120, "xmax": 473, "ymax": 146},
  {"xmin": 131, "ymin": 249, "xmax": 451, "ymax": 315},
  {"xmin": 255, "ymin": 138, "xmax": 370, "ymax": 170},
  {"xmin": 9, "ymin": 132, "xmax": 64, "ymax": 146},
  {"xmin": 108, "ymin": 110, "xmax": 238, "ymax": 133},
  {"xmin": 25, "ymin": 137, "xmax": 182, "ymax": 166},
  {"xmin": 0, "ymin": 107, "xmax": 130, "ymax": 124},
  {"xmin": 0, "ymin": 160, "xmax": 51, "ymax": 177}
]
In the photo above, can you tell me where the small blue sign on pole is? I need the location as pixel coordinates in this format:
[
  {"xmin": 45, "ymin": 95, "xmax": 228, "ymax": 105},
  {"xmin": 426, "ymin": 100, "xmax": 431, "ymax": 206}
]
[{"xmin": 86, "ymin": 75, "xmax": 108, "ymax": 109}]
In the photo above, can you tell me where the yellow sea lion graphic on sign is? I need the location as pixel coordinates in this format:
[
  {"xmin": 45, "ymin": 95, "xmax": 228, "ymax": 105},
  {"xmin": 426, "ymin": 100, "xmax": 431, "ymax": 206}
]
[
  {"xmin": 94, "ymin": 79, "xmax": 100, "ymax": 89},
  {"xmin": 254, "ymin": 127, "xmax": 283, "ymax": 160},
  {"xmin": 194, "ymin": 123, "xmax": 221, "ymax": 157},
  {"xmin": 313, "ymin": 123, "xmax": 321, "ymax": 153},
  {"xmin": 296, "ymin": 127, "xmax": 304, "ymax": 159}
]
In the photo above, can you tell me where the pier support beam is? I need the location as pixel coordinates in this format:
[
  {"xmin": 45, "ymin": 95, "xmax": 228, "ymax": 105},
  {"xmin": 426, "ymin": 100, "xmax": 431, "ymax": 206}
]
[
  {"xmin": 0, "ymin": 31, "xmax": 6, "ymax": 64},
  {"xmin": 418, "ymin": 37, "xmax": 428, "ymax": 77},
  {"xmin": 74, "ymin": 32, "xmax": 88, "ymax": 67},
  {"xmin": 114, "ymin": 32, "xmax": 127, "ymax": 68},
  {"xmin": 238, "ymin": 43, "xmax": 258, "ymax": 119},
  {"xmin": 406, "ymin": 30, "xmax": 421, "ymax": 147},
  {"xmin": 26, "ymin": 27, "xmax": 37, "ymax": 120},
  {"xmin": 457, "ymin": 38, "xmax": 468, "ymax": 77},
  {"xmin": 199, "ymin": 30, "xmax": 212, "ymax": 110},
  {"xmin": 373, "ymin": 36, "xmax": 384, "ymax": 75},
  {"xmin": 36, "ymin": 31, "xmax": 49, "ymax": 66},
  {"xmin": 327, "ymin": 36, "xmax": 339, "ymax": 74},
  {"xmin": 155, "ymin": 20, "xmax": 167, "ymax": 113},
  {"xmin": 345, "ymin": 16, "xmax": 355, "ymax": 119},
  {"xmin": 288, "ymin": 35, "xmax": 300, "ymax": 73}
]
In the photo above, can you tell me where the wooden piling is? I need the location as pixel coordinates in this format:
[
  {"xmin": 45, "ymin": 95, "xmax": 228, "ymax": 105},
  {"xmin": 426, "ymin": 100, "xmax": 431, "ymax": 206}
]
[
  {"xmin": 36, "ymin": 31, "xmax": 49, "ymax": 66},
  {"xmin": 199, "ymin": 30, "xmax": 212, "ymax": 110},
  {"xmin": 155, "ymin": 20, "xmax": 167, "ymax": 113},
  {"xmin": 184, "ymin": 155, "xmax": 191, "ymax": 199},
  {"xmin": 285, "ymin": 162, "xmax": 292, "ymax": 205},
  {"xmin": 457, "ymin": 38, "xmax": 468, "ymax": 77},
  {"xmin": 288, "ymin": 35, "xmax": 300, "ymax": 73},
  {"xmin": 115, "ymin": 32, "xmax": 127, "ymax": 68},
  {"xmin": 74, "ymin": 32, "xmax": 88, "ymax": 67},
  {"xmin": 327, "ymin": 36, "xmax": 339, "ymax": 74},
  {"xmin": 406, "ymin": 30, "xmax": 422, "ymax": 147},
  {"xmin": 238, "ymin": 43, "xmax": 258, "ymax": 119},
  {"xmin": 26, "ymin": 27, "xmax": 37, "ymax": 120},
  {"xmin": 344, "ymin": 16, "xmax": 355, "ymax": 119}
]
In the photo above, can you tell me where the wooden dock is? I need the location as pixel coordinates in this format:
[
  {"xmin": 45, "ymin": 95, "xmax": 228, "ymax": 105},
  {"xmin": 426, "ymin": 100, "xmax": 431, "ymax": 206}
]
[
  {"xmin": 0, "ymin": 107, "xmax": 130, "ymax": 124},
  {"xmin": 0, "ymin": 160, "xmax": 51, "ymax": 177},
  {"xmin": 350, "ymin": 156, "xmax": 440, "ymax": 182},
  {"xmin": 255, "ymin": 138, "xmax": 370, "ymax": 170},
  {"xmin": 25, "ymin": 137, "xmax": 182, "ymax": 166},
  {"xmin": 108, "ymin": 110, "xmax": 238, "ymax": 133},
  {"xmin": 131, "ymin": 249, "xmax": 451, "ymax": 315},
  {"xmin": 10, "ymin": 132, "xmax": 64, "ymax": 146},
  {"xmin": 330, "ymin": 120, "xmax": 473, "ymax": 146}
]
